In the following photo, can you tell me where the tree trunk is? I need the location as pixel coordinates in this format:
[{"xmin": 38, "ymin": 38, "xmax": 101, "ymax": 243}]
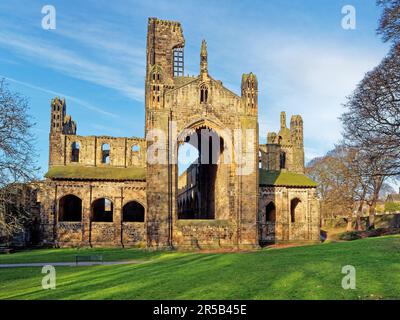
[
  {"xmin": 355, "ymin": 200, "xmax": 364, "ymax": 231},
  {"xmin": 368, "ymin": 202, "xmax": 376, "ymax": 230},
  {"xmin": 346, "ymin": 216, "xmax": 353, "ymax": 232}
]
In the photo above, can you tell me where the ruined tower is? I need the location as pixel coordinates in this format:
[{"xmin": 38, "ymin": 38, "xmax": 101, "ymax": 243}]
[
  {"xmin": 145, "ymin": 18, "xmax": 185, "ymax": 247},
  {"xmin": 241, "ymin": 73, "xmax": 258, "ymax": 115},
  {"xmin": 290, "ymin": 115, "xmax": 305, "ymax": 173},
  {"xmin": 144, "ymin": 17, "xmax": 259, "ymax": 248},
  {"xmin": 49, "ymin": 97, "xmax": 76, "ymax": 166}
]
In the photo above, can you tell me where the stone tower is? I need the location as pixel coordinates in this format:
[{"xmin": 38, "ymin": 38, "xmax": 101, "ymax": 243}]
[
  {"xmin": 241, "ymin": 73, "xmax": 258, "ymax": 115},
  {"xmin": 145, "ymin": 18, "xmax": 185, "ymax": 247},
  {"xmin": 49, "ymin": 97, "xmax": 76, "ymax": 166},
  {"xmin": 290, "ymin": 115, "xmax": 305, "ymax": 173},
  {"xmin": 144, "ymin": 17, "xmax": 259, "ymax": 248}
]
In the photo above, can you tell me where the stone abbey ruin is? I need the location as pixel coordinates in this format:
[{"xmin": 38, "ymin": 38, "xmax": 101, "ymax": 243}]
[{"xmin": 37, "ymin": 18, "xmax": 320, "ymax": 249}]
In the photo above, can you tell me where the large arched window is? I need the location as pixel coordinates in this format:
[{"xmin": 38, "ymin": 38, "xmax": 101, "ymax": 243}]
[
  {"xmin": 59, "ymin": 195, "xmax": 82, "ymax": 222},
  {"xmin": 290, "ymin": 198, "xmax": 301, "ymax": 223},
  {"xmin": 265, "ymin": 202, "xmax": 276, "ymax": 223},
  {"xmin": 92, "ymin": 198, "xmax": 113, "ymax": 222},
  {"xmin": 71, "ymin": 142, "xmax": 80, "ymax": 163},
  {"xmin": 123, "ymin": 201, "xmax": 145, "ymax": 222}
]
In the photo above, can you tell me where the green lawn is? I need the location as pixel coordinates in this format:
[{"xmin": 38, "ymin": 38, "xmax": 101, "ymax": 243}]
[{"xmin": 0, "ymin": 236, "xmax": 399, "ymax": 300}]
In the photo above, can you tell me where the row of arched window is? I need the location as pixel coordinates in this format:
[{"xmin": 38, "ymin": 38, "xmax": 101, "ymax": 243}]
[
  {"xmin": 264, "ymin": 198, "xmax": 301, "ymax": 224},
  {"xmin": 58, "ymin": 195, "xmax": 145, "ymax": 223},
  {"xmin": 70, "ymin": 142, "xmax": 141, "ymax": 164}
]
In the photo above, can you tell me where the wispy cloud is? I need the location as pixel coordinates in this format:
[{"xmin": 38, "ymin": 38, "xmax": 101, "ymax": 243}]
[
  {"xmin": 0, "ymin": 30, "xmax": 144, "ymax": 101},
  {"xmin": 2, "ymin": 76, "xmax": 119, "ymax": 118},
  {"xmin": 207, "ymin": 28, "xmax": 387, "ymax": 158}
]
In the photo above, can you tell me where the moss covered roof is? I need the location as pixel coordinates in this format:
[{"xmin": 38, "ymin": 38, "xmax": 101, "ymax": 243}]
[
  {"xmin": 259, "ymin": 169, "xmax": 317, "ymax": 188},
  {"xmin": 45, "ymin": 166, "xmax": 146, "ymax": 181}
]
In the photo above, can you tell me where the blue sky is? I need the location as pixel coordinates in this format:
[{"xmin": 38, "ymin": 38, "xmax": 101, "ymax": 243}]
[{"xmin": 0, "ymin": 0, "xmax": 390, "ymax": 178}]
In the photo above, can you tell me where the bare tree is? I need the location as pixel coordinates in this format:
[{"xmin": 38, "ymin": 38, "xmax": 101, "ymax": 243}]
[
  {"xmin": 341, "ymin": 48, "xmax": 400, "ymax": 228},
  {"xmin": 307, "ymin": 146, "xmax": 395, "ymax": 230},
  {"xmin": 341, "ymin": 48, "xmax": 400, "ymax": 177},
  {"xmin": 377, "ymin": 0, "xmax": 400, "ymax": 44},
  {"xmin": 306, "ymin": 146, "xmax": 364, "ymax": 227},
  {"xmin": 0, "ymin": 79, "xmax": 39, "ymax": 241}
]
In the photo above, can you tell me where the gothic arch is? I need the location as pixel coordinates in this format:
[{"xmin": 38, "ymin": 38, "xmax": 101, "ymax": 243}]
[
  {"xmin": 123, "ymin": 201, "xmax": 145, "ymax": 222},
  {"xmin": 265, "ymin": 201, "xmax": 276, "ymax": 223},
  {"xmin": 150, "ymin": 64, "xmax": 164, "ymax": 81},
  {"xmin": 59, "ymin": 194, "xmax": 82, "ymax": 222},
  {"xmin": 290, "ymin": 198, "xmax": 302, "ymax": 223}
]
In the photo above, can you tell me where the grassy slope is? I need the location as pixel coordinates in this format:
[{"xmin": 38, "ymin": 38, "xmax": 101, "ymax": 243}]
[{"xmin": 0, "ymin": 236, "xmax": 399, "ymax": 300}]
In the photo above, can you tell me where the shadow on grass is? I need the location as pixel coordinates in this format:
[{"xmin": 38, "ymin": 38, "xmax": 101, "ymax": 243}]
[{"xmin": 1, "ymin": 236, "xmax": 400, "ymax": 300}]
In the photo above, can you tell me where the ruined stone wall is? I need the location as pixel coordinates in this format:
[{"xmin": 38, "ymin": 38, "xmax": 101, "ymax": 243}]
[
  {"xmin": 61, "ymin": 135, "xmax": 146, "ymax": 168},
  {"xmin": 145, "ymin": 18, "xmax": 259, "ymax": 249},
  {"xmin": 264, "ymin": 112, "xmax": 305, "ymax": 174},
  {"xmin": 39, "ymin": 17, "xmax": 317, "ymax": 250},
  {"xmin": 259, "ymin": 186, "xmax": 320, "ymax": 243},
  {"xmin": 173, "ymin": 220, "xmax": 236, "ymax": 249},
  {"xmin": 48, "ymin": 96, "xmax": 146, "ymax": 170},
  {"xmin": 163, "ymin": 79, "xmax": 258, "ymax": 247},
  {"xmin": 37, "ymin": 180, "xmax": 146, "ymax": 247}
]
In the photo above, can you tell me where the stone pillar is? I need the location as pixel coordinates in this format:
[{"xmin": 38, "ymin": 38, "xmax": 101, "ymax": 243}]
[
  {"xmin": 237, "ymin": 116, "xmax": 258, "ymax": 248},
  {"xmin": 81, "ymin": 196, "xmax": 91, "ymax": 246},
  {"xmin": 114, "ymin": 191, "xmax": 123, "ymax": 246}
]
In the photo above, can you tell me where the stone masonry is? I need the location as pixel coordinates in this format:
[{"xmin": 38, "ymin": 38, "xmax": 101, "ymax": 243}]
[{"xmin": 37, "ymin": 17, "xmax": 320, "ymax": 249}]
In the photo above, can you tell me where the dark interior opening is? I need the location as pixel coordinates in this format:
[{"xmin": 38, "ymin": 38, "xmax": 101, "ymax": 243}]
[
  {"xmin": 266, "ymin": 202, "xmax": 276, "ymax": 222},
  {"xmin": 92, "ymin": 198, "xmax": 113, "ymax": 222},
  {"xmin": 290, "ymin": 198, "xmax": 301, "ymax": 223},
  {"xmin": 177, "ymin": 127, "xmax": 223, "ymax": 220},
  {"xmin": 123, "ymin": 201, "xmax": 145, "ymax": 222},
  {"xmin": 59, "ymin": 194, "xmax": 82, "ymax": 222}
]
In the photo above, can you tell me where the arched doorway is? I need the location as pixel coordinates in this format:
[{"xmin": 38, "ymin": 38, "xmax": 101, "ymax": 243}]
[
  {"xmin": 260, "ymin": 201, "xmax": 276, "ymax": 246},
  {"xmin": 290, "ymin": 198, "xmax": 301, "ymax": 223},
  {"xmin": 266, "ymin": 202, "xmax": 276, "ymax": 223},
  {"xmin": 59, "ymin": 195, "xmax": 82, "ymax": 222},
  {"xmin": 176, "ymin": 126, "xmax": 226, "ymax": 220}
]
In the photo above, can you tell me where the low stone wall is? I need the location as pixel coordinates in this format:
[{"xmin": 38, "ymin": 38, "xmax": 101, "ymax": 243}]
[
  {"xmin": 173, "ymin": 220, "xmax": 235, "ymax": 248},
  {"xmin": 90, "ymin": 222, "xmax": 115, "ymax": 245},
  {"xmin": 289, "ymin": 222, "xmax": 308, "ymax": 241},
  {"xmin": 322, "ymin": 213, "xmax": 400, "ymax": 230},
  {"xmin": 57, "ymin": 222, "xmax": 82, "ymax": 244},
  {"xmin": 122, "ymin": 222, "xmax": 146, "ymax": 247}
]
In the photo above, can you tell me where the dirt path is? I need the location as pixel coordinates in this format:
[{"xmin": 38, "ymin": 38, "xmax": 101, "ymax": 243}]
[{"xmin": 0, "ymin": 260, "xmax": 144, "ymax": 268}]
